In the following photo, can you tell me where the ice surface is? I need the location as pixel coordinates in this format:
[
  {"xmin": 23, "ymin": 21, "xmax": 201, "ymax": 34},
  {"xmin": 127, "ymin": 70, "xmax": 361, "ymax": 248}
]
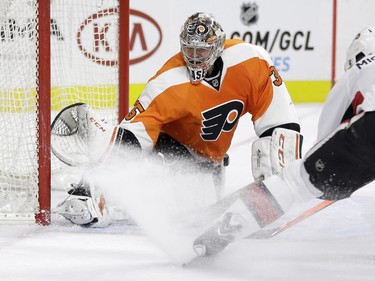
[{"xmin": 1, "ymin": 103, "xmax": 375, "ymax": 281}]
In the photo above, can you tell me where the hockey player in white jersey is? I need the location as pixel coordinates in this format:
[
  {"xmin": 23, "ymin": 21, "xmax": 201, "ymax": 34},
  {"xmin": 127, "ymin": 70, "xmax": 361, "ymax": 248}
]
[{"xmin": 193, "ymin": 27, "xmax": 375, "ymax": 257}]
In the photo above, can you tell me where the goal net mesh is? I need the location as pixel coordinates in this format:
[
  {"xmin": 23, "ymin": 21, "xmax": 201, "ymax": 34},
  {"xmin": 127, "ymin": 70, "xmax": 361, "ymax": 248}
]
[{"xmin": 0, "ymin": 0, "xmax": 122, "ymax": 221}]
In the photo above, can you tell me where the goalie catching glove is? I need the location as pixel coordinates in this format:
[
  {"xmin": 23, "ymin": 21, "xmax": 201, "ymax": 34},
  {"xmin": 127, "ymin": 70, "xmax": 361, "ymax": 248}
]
[
  {"xmin": 57, "ymin": 179, "xmax": 112, "ymax": 227},
  {"xmin": 251, "ymin": 128, "xmax": 303, "ymax": 180},
  {"xmin": 51, "ymin": 103, "xmax": 118, "ymax": 167}
]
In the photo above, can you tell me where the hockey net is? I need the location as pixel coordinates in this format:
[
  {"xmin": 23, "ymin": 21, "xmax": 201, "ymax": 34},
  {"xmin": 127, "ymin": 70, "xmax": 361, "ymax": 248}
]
[{"xmin": 0, "ymin": 0, "xmax": 128, "ymax": 224}]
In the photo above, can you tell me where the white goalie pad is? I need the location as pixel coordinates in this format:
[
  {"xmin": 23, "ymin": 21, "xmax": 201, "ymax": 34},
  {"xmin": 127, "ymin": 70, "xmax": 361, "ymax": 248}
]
[{"xmin": 251, "ymin": 128, "xmax": 302, "ymax": 180}]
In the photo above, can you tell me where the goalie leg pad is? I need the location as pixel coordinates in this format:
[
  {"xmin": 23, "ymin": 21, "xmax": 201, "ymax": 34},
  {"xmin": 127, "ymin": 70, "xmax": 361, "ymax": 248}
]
[{"xmin": 304, "ymin": 111, "xmax": 375, "ymax": 200}]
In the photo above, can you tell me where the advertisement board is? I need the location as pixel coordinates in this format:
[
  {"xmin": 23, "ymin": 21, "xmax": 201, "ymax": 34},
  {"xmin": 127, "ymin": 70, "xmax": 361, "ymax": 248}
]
[{"xmin": 129, "ymin": 0, "xmax": 375, "ymax": 104}]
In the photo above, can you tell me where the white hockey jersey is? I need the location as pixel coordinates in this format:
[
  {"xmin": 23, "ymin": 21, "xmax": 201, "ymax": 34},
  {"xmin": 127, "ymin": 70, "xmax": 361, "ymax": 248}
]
[{"xmin": 318, "ymin": 54, "xmax": 375, "ymax": 140}]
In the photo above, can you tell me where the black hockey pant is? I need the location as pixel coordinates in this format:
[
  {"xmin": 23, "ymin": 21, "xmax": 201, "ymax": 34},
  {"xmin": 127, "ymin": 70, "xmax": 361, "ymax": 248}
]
[{"xmin": 304, "ymin": 111, "xmax": 375, "ymax": 200}]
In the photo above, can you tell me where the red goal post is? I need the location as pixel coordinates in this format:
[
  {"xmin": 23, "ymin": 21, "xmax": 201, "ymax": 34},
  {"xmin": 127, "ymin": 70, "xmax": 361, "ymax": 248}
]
[{"xmin": 0, "ymin": 0, "xmax": 129, "ymax": 225}]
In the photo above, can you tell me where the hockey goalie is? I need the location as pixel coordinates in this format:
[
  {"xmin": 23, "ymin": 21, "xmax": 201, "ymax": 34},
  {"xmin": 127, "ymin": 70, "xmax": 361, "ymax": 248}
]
[{"xmin": 53, "ymin": 12, "xmax": 303, "ymax": 228}]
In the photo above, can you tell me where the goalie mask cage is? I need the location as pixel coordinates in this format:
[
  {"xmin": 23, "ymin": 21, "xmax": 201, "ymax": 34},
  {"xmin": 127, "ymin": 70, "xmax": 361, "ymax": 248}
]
[{"xmin": 0, "ymin": 0, "xmax": 129, "ymax": 225}]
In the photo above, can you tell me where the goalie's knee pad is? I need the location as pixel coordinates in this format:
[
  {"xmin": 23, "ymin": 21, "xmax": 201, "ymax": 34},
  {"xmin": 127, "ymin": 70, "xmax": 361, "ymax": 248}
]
[
  {"xmin": 304, "ymin": 112, "xmax": 375, "ymax": 200},
  {"xmin": 57, "ymin": 182, "xmax": 111, "ymax": 227}
]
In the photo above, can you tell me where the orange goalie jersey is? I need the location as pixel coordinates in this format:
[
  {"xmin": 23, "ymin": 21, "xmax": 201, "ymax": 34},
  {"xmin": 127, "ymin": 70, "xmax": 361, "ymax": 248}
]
[{"xmin": 120, "ymin": 39, "xmax": 299, "ymax": 164}]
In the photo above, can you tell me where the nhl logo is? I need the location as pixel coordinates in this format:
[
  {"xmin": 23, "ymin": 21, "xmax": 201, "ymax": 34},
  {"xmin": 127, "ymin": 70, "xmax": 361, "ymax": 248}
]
[
  {"xmin": 315, "ymin": 159, "xmax": 325, "ymax": 172},
  {"xmin": 240, "ymin": 2, "xmax": 258, "ymax": 26},
  {"xmin": 212, "ymin": 78, "xmax": 219, "ymax": 88}
]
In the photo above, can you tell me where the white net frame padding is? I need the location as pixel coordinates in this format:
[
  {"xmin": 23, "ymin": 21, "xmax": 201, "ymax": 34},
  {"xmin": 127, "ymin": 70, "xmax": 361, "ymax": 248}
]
[{"xmin": 0, "ymin": 0, "xmax": 128, "ymax": 223}]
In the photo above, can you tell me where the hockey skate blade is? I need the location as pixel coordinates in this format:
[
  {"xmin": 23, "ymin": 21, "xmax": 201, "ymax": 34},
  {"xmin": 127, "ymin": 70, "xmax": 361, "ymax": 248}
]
[
  {"xmin": 182, "ymin": 253, "xmax": 214, "ymax": 267},
  {"xmin": 182, "ymin": 244, "xmax": 219, "ymax": 267},
  {"xmin": 246, "ymin": 228, "xmax": 278, "ymax": 239}
]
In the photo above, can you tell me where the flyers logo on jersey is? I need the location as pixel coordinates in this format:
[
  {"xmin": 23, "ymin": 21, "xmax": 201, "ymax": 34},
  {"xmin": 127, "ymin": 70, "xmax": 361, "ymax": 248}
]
[{"xmin": 201, "ymin": 100, "xmax": 244, "ymax": 141}]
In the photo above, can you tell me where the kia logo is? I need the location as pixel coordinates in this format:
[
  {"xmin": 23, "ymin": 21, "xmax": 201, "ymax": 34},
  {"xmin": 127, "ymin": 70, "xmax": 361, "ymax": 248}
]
[
  {"xmin": 77, "ymin": 8, "xmax": 162, "ymax": 66},
  {"xmin": 130, "ymin": 10, "xmax": 162, "ymax": 64}
]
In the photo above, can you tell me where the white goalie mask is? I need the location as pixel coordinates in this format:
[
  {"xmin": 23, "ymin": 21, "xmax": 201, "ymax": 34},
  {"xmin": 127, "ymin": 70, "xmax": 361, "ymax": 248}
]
[
  {"xmin": 180, "ymin": 12, "xmax": 226, "ymax": 84},
  {"xmin": 345, "ymin": 27, "xmax": 375, "ymax": 71}
]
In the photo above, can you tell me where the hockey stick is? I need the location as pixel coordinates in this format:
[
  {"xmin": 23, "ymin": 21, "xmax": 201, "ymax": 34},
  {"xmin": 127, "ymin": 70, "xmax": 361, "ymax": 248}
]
[{"xmin": 246, "ymin": 199, "xmax": 337, "ymax": 239}]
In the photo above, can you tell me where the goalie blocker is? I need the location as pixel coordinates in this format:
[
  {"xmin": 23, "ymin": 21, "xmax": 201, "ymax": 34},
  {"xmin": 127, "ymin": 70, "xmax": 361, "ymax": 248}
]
[
  {"xmin": 193, "ymin": 111, "xmax": 375, "ymax": 257},
  {"xmin": 251, "ymin": 127, "xmax": 303, "ymax": 180}
]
